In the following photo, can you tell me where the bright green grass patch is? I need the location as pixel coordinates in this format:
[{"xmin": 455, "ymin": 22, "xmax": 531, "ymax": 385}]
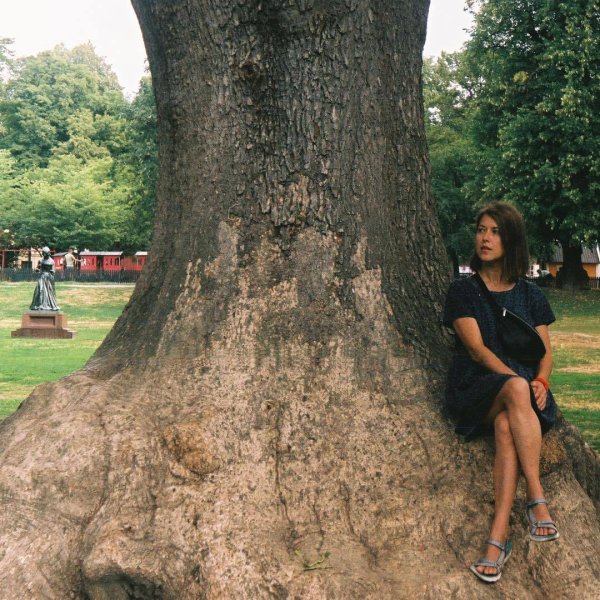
[
  {"xmin": 545, "ymin": 289, "xmax": 600, "ymax": 334},
  {"xmin": 551, "ymin": 371, "xmax": 600, "ymax": 452},
  {"xmin": 558, "ymin": 408, "xmax": 600, "ymax": 450},
  {"xmin": 0, "ymin": 282, "xmax": 131, "ymax": 323},
  {"xmin": 552, "ymin": 345, "xmax": 600, "ymax": 371},
  {"xmin": 534, "ymin": 289, "xmax": 600, "ymax": 450},
  {"xmin": 0, "ymin": 282, "xmax": 133, "ymax": 419},
  {"xmin": 0, "ymin": 401, "xmax": 21, "ymax": 419}
]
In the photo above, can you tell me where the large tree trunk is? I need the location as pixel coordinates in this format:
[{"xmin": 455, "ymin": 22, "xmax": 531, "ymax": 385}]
[
  {"xmin": 1, "ymin": 1, "xmax": 599, "ymax": 598},
  {"xmin": 556, "ymin": 241, "xmax": 590, "ymax": 291}
]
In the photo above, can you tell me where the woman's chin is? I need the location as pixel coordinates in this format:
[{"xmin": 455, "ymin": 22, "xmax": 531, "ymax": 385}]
[{"xmin": 478, "ymin": 255, "xmax": 501, "ymax": 265}]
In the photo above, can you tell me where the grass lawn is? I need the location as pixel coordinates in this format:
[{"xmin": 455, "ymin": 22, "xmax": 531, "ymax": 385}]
[
  {"xmin": 545, "ymin": 289, "xmax": 600, "ymax": 451},
  {"xmin": 0, "ymin": 283, "xmax": 598, "ymax": 451},
  {"xmin": 0, "ymin": 282, "xmax": 133, "ymax": 419}
]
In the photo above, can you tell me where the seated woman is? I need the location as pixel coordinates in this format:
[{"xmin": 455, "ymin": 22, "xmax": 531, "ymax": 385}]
[{"xmin": 443, "ymin": 202, "xmax": 559, "ymax": 584}]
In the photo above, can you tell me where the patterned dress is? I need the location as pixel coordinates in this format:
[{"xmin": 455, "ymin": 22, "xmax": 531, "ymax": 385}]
[{"xmin": 443, "ymin": 276, "xmax": 557, "ymax": 439}]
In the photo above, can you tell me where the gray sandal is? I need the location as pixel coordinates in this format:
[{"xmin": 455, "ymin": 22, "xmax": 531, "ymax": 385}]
[
  {"xmin": 469, "ymin": 538, "xmax": 513, "ymax": 583},
  {"xmin": 527, "ymin": 498, "xmax": 560, "ymax": 542}
]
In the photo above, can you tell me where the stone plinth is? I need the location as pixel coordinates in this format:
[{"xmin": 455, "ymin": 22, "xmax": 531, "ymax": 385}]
[{"xmin": 12, "ymin": 311, "xmax": 76, "ymax": 339}]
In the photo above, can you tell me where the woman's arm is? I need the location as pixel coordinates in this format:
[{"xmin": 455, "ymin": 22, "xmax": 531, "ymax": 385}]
[
  {"xmin": 452, "ymin": 316, "xmax": 517, "ymax": 376},
  {"xmin": 534, "ymin": 325, "xmax": 553, "ymax": 380},
  {"xmin": 531, "ymin": 325, "xmax": 553, "ymax": 410}
]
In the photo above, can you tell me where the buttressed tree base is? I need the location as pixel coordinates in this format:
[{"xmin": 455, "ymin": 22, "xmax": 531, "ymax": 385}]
[{"xmin": 0, "ymin": 1, "xmax": 598, "ymax": 598}]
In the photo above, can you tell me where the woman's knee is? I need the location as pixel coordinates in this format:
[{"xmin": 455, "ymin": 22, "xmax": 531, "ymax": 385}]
[
  {"xmin": 499, "ymin": 377, "xmax": 531, "ymax": 409},
  {"xmin": 494, "ymin": 410, "xmax": 513, "ymax": 440}
]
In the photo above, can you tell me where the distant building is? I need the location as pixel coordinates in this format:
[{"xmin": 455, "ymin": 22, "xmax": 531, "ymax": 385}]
[{"xmin": 17, "ymin": 248, "xmax": 43, "ymax": 269}]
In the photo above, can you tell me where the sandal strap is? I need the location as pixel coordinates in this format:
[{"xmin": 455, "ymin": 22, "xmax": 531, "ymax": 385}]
[
  {"xmin": 532, "ymin": 519, "xmax": 556, "ymax": 526},
  {"xmin": 485, "ymin": 538, "xmax": 506, "ymax": 552},
  {"xmin": 474, "ymin": 558, "xmax": 500, "ymax": 569},
  {"xmin": 530, "ymin": 519, "xmax": 557, "ymax": 530},
  {"xmin": 527, "ymin": 498, "xmax": 547, "ymax": 509}
]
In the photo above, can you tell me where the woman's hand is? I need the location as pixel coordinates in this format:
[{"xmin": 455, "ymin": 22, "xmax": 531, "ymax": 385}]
[{"xmin": 531, "ymin": 380, "xmax": 547, "ymax": 411}]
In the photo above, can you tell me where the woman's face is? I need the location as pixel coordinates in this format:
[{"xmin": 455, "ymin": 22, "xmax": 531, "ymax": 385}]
[{"xmin": 475, "ymin": 214, "xmax": 504, "ymax": 263}]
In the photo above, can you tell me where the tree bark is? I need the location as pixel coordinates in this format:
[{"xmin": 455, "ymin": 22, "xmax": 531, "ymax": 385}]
[
  {"xmin": 0, "ymin": 1, "xmax": 598, "ymax": 598},
  {"xmin": 556, "ymin": 241, "xmax": 590, "ymax": 290}
]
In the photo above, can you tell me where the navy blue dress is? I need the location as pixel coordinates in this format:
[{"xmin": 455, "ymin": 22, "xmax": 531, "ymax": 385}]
[{"xmin": 443, "ymin": 276, "xmax": 557, "ymax": 439}]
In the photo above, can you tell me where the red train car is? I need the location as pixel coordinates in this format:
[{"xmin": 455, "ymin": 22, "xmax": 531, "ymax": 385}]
[
  {"xmin": 53, "ymin": 252, "xmax": 66, "ymax": 270},
  {"xmin": 121, "ymin": 251, "xmax": 148, "ymax": 271},
  {"xmin": 79, "ymin": 251, "xmax": 123, "ymax": 272},
  {"xmin": 50, "ymin": 250, "xmax": 148, "ymax": 272}
]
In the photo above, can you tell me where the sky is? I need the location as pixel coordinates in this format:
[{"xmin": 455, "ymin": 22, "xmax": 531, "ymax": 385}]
[{"xmin": 1, "ymin": 0, "xmax": 473, "ymax": 97}]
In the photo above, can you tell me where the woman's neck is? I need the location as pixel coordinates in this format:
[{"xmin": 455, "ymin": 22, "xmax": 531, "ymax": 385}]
[{"xmin": 478, "ymin": 264, "xmax": 513, "ymax": 291}]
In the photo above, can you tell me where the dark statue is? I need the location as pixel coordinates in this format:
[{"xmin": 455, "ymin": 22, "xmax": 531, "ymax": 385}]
[{"xmin": 30, "ymin": 246, "xmax": 60, "ymax": 311}]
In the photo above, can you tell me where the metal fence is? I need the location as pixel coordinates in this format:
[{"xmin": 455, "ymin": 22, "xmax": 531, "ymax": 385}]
[
  {"xmin": 529, "ymin": 276, "xmax": 600, "ymax": 290},
  {"xmin": 458, "ymin": 274, "xmax": 600, "ymax": 290},
  {"xmin": 0, "ymin": 268, "xmax": 141, "ymax": 284},
  {"xmin": 2, "ymin": 269, "xmax": 599, "ymax": 288}
]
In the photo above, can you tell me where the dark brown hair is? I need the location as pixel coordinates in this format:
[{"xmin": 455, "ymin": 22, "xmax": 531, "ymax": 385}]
[{"xmin": 469, "ymin": 202, "xmax": 529, "ymax": 282}]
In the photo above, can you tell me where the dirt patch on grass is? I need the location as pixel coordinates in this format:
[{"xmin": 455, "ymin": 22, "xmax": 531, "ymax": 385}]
[
  {"xmin": 559, "ymin": 396, "xmax": 600, "ymax": 412},
  {"xmin": 69, "ymin": 320, "xmax": 119, "ymax": 329},
  {"xmin": 550, "ymin": 332, "xmax": 600, "ymax": 349},
  {"xmin": 58, "ymin": 287, "xmax": 132, "ymax": 307},
  {"xmin": 0, "ymin": 319, "xmax": 21, "ymax": 328},
  {"xmin": 558, "ymin": 364, "xmax": 600, "ymax": 374},
  {"xmin": 551, "ymin": 332, "xmax": 600, "ymax": 373},
  {"xmin": 0, "ymin": 384, "xmax": 31, "ymax": 402}
]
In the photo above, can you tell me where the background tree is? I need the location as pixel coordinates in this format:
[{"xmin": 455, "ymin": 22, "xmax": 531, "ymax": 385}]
[
  {"xmin": 0, "ymin": 43, "xmax": 156, "ymax": 252},
  {"xmin": 0, "ymin": 150, "xmax": 19, "ymax": 259},
  {"xmin": 0, "ymin": 37, "xmax": 12, "ymax": 67},
  {"xmin": 1, "ymin": 154, "xmax": 128, "ymax": 249},
  {"xmin": 117, "ymin": 75, "xmax": 158, "ymax": 251},
  {"xmin": 423, "ymin": 52, "xmax": 479, "ymax": 274},
  {"xmin": 466, "ymin": 0, "xmax": 600, "ymax": 288},
  {"xmin": 0, "ymin": 2, "xmax": 598, "ymax": 599},
  {"xmin": 0, "ymin": 43, "xmax": 127, "ymax": 170},
  {"xmin": 0, "ymin": 38, "xmax": 14, "ymax": 146},
  {"xmin": 0, "ymin": 149, "xmax": 17, "ymax": 203},
  {"xmin": 0, "ymin": 38, "xmax": 14, "ymax": 98}
]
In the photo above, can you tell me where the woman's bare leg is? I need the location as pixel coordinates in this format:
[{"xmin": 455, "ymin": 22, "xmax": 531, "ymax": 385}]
[
  {"xmin": 486, "ymin": 377, "xmax": 553, "ymax": 536},
  {"xmin": 477, "ymin": 410, "xmax": 520, "ymax": 576}
]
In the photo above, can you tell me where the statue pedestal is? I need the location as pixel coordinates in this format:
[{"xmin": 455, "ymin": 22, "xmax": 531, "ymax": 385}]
[{"xmin": 11, "ymin": 311, "xmax": 76, "ymax": 339}]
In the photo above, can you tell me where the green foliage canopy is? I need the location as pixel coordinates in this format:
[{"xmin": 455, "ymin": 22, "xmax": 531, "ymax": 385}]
[
  {"xmin": 466, "ymin": 0, "xmax": 600, "ymax": 250},
  {"xmin": 116, "ymin": 76, "xmax": 158, "ymax": 251},
  {"xmin": 0, "ymin": 43, "xmax": 126, "ymax": 170},
  {"xmin": 0, "ymin": 42, "xmax": 158, "ymax": 253},
  {"xmin": 423, "ymin": 52, "xmax": 479, "ymax": 272},
  {"xmin": 2, "ymin": 154, "xmax": 128, "ymax": 249}
]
